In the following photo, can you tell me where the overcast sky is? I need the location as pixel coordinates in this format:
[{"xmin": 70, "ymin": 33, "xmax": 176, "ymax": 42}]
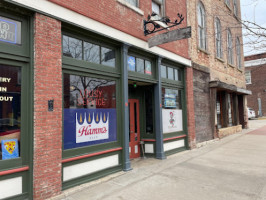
[{"xmin": 241, "ymin": 0, "xmax": 266, "ymax": 56}]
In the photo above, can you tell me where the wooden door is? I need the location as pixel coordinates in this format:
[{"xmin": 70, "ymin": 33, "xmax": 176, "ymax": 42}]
[{"xmin": 128, "ymin": 99, "xmax": 140, "ymax": 159}]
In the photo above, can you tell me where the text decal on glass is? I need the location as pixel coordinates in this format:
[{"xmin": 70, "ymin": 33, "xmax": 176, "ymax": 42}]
[{"xmin": 0, "ymin": 77, "xmax": 13, "ymax": 101}]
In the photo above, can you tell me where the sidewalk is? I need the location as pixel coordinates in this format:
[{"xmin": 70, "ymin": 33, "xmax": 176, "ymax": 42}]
[{"xmin": 51, "ymin": 120, "xmax": 266, "ymax": 200}]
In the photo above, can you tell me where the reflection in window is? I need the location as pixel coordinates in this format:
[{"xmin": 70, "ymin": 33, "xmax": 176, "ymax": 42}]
[
  {"xmin": 101, "ymin": 47, "xmax": 115, "ymax": 67},
  {"xmin": 125, "ymin": 0, "xmax": 138, "ymax": 7},
  {"xmin": 227, "ymin": 29, "xmax": 233, "ymax": 65},
  {"xmin": 63, "ymin": 35, "xmax": 82, "ymax": 60},
  {"xmin": 62, "ymin": 35, "xmax": 116, "ymax": 67},
  {"xmin": 145, "ymin": 87, "xmax": 153, "ymax": 134},
  {"xmin": 136, "ymin": 58, "xmax": 144, "ymax": 73},
  {"xmin": 127, "ymin": 55, "xmax": 152, "ymax": 75},
  {"xmin": 167, "ymin": 67, "xmax": 174, "ymax": 80},
  {"xmin": 162, "ymin": 88, "xmax": 182, "ymax": 109},
  {"xmin": 161, "ymin": 65, "xmax": 181, "ymax": 81},
  {"xmin": 0, "ymin": 65, "xmax": 21, "ymax": 160},
  {"xmin": 64, "ymin": 74, "xmax": 116, "ymax": 109},
  {"xmin": 198, "ymin": 2, "xmax": 207, "ymax": 50},
  {"xmin": 161, "ymin": 87, "xmax": 183, "ymax": 134},
  {"xmin": 63, "ymin": 74, "xmax": 117, "ymax": 150},
  {"xmin": 161, "ymin": 65, "xmax": 167, "ymax": 78},
  {"xmin": 84, "ymin": 42, "xmax": 100, "ymax": 64}
]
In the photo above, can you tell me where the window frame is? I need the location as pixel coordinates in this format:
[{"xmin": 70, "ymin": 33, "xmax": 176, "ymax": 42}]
[
  {"xmin": 225, "ymin": 0, "xmax": 231, "ymax": 7},
  {"xmin": 215, "ymin": 17, "xmax": 223, "ymax": 59},
  {"xmin": 124, "ymin": 0, "xmax": 138, "ymax": 7},
  {"xmin": 227, "ymin": 28, "xmax": 234, "ymax": 65},
  {"xmin": 233, "ymin": 0, "xmax": 238, "ymax": 16},
  {"xmin": 236, "ymin": 37, "xmax": 241, "ymax": 69},
  {"xmin": 245, "ymin": 71, "xmax": 252, "ymax": 84},
  {"xmin": 152, "ymin": 0, "xmax": 165, "ymax": 18},
  {"xmin": 197, "ymin": 2, "xmax": 207, "ymax": 50}
]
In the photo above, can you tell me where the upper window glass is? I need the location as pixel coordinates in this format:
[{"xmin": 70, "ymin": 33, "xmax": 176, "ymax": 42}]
[
  {"xmin": 0, "ymin": 65, "xmax": 21, "ymax": 160},
  {"xmin": 215, "ymin": 18, "xmax": 222, "ymax": 59},
  {"xmin": 233, "ymin": 0, "xmax": 238, "ymax": 16},
  {"xmin": 127, "ymin": 55, "xmax": 152, "ymax": 75},
  {"xmin": 197, "ymin": 2, "xmax": 207, "ymax": 50},
  {"xmin": 236, "ymin": 37, "xmax": 241, "ymax": 69},
  {"xmin": 63, "ymin": 35, "xmax": 116, "ymax": 68},
  {"xmin": 125, "ymin": 0, "xmax": 138, "ymax": 7},
  {"xmin": 245, "ymin": 71, "xmax": 251, "ymax": 84},
  {"xmin": 0, "ymin": 16, "xmax": 21, "ymax": 45},
  {"xmin": 161, "ymin": 65, "xmax": 181, "ymax": 81},
  {"xmin": 152, "ymin": 0, "xmax": 165, "ymax": 18},
  {"xmin": 227, "ymin": 29, "xmax": 233, "ymax": 65},
  {"xmin": 225, "ymin": 0, "xmax": 230, "ymax": 7}
]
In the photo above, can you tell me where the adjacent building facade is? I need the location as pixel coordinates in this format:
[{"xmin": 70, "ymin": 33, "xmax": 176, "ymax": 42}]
[
  {"xmin": 245, "ymin": 53, "xmax": 266, "ymax": 117},
  {"xmin": 187, "ymin": 0, "xmax": 250, "ymax": 141},
  {"xmin": 0, "ymin": 0, "xmax": 249, "ymax": 199}
]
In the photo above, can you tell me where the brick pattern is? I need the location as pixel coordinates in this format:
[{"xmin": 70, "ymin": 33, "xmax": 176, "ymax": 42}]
[
  {"xmin": 193, "ymin": 68, "xmax": 213, "ymax": 143},
  {"xmin": 48, "ymin": 0, "xmax": 189, "ymax": 59},
  {"xmin": 33, "ymin": 13, "xmax": 62, "ymax": 199},
  {"xmin": 187, "ymin": 0, "xmax": 246, "ymax": 88},
  {"xmin": 186, "ymin": 67, "xmax": 196, "ymax": 148},
  {"xmin": 246, "ymin": 64, "xmax": 266, "ymax": 116}
]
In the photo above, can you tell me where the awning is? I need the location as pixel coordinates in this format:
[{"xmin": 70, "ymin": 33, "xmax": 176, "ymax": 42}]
[{"xmin": 209, "ymin": 81, "xmax": 252, "ymax": 95}]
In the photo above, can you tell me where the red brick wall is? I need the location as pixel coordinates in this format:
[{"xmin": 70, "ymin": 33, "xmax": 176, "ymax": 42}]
[
  {"xmin": 186, "ymin": 67, "xmax": 196, "ymax": 148},
  {"xmin": 33, "ymin": 13, "xmax": 62, "ymax": 199},
  {"xmin": 246, "ymin": 64, "xmax": 266, "ymax": 116},
  {"xmin": 245, "ymin": 53, "xmax": 266, "ymax": 61},
  {"xmin": 48, "ymin": 0, "xmax": 189, "ymax": 59}
]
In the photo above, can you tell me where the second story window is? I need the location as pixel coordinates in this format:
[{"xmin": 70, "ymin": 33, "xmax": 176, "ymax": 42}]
[
  {"xmin": 227, "ymin": 29, "xmax": 233, "ymax": 65},
  {"xmin": 236, "ymin": 37, "xmax": 241, "ymax": 69},
  {"xmin": 215, "ymin": 18, "xmax": 222, "ymax": 59},
  {"xmin": 125, "ymin": 0, "xmax": 138, "ymax": 7},
  {"xmin": 225, "ymin": 0, "xmax": 230, "ymax": 7},
  {"xmin": 233, "ymin": 0, "xmax": 238, "ymax": 16},
  {"xmin": 245, "ymin": 71, "xmax": 251, "ymax": 84},
  {"xmin": 152, "ymin": 0, "xmax": 165, "ymax": 18},
  {"xmin": 197, "ymin": 2, "xmax": 207, "ymax": 50}
]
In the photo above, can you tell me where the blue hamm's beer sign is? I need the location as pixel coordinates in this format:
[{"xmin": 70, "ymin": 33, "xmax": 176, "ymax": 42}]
[
  {"xmin": 64, "ymin": 108, "xmax": 117, "ymax": 149},
  {"xmin": 76, "ymin": 112, "xmax": 109, "ymax": 143}
]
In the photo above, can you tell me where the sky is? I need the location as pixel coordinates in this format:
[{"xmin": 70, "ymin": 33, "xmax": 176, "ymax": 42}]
[{"xmin": 241, "ymin": 0, "xmax": 266, "ymax": 55}]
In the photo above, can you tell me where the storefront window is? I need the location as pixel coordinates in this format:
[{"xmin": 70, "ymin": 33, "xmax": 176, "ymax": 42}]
[
  {"xmin": 63, "ymin": 35, "xmax": 116, "ymax": 67},
  {"xmin": 62, "ymin": 35, "xmax": 82, "ymax": 60},
  {"xmin": 161, "ymin": 88, "xmax": 183, "ymax": 134},
  {"xmin": 0, "ymin": 65, "xmax": 21, "ymax": 160},
  {"xmin": 127, "ymin": 55, "xmax": 152, "ymax": 75},
  {"xmin": 161, "ymin": 65, "xmax": 167, "ymax": 78},
  {"xmin": 161, "ymin": 65, "xmax": 181, "ymax": 81},
  {"xmin": 63, "ymin": 74, "xmax": 117, "ymax": 150}
]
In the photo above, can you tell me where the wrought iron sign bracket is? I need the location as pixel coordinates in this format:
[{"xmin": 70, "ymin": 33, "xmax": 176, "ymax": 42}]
[{"xmin": 143, "ymin": 12, "xmax": 184, "ymax": 36}]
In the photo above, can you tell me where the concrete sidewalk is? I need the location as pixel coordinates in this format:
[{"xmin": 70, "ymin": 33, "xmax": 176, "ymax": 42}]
[{"xmin": 51, "ymin": 120, "xmax": 266, "ymax": 200}]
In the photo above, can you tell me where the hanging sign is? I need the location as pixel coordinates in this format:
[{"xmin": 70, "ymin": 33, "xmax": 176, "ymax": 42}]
[
  {"xmin": 148, "ymin": 26, "xmax": 191, "ymax": 48},
  {"xmin": 162, "ymin": 109, "xmax": 183, "ymax": 133},
  {"xmin": 64, "ymin": 108, "xmax": 117, "ymax": 149}
]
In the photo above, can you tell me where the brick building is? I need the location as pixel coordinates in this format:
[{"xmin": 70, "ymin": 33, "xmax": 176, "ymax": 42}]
[
  {"xmin": 0, "ymin": 0, "xmax": 194, "ymax": 199},
  {"xmin": 245, "ymin": 53, "xmax": 266, "ymax": 117},
  {"xmin": 187, "ymin": 0, "xmax": 250, "ymax": 141},
  {"xmin": 0, "ymin": 0, "xmax": 250, "ymax": 199}
]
